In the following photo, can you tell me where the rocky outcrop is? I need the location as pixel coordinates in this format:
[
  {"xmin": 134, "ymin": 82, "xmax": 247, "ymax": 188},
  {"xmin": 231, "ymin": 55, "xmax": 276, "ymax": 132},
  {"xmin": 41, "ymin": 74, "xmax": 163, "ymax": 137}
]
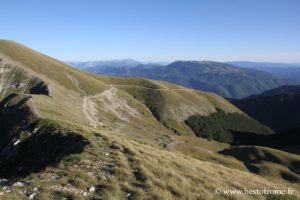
[
  {"xmin": 0, "ymin": 58, "xmax": 49, "ymax": 100},
  {"xmin": 0, "ymin": 58, "xmax": 53, "ymax": 178}
]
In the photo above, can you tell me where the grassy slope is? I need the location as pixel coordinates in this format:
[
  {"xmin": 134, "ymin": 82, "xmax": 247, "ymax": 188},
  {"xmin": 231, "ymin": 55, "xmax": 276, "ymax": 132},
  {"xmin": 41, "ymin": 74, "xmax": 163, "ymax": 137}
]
[
  {"xmin": 2, "ymin": 122, "xmax": 299, "ymax": 200},
  {"xmin": 91, "ymin": 75, "xmax": 241, "ymax": 135},
  {"xmin": 0, "ymin": 40, "xmax": 299, "ymax": 199},
  {"xmin": 0, "ymin": 40, "xmax": 241, "ymax": 137},
  {"xmin": 170, "ymin": 136, "xmax": 248, "ymax": 171}
]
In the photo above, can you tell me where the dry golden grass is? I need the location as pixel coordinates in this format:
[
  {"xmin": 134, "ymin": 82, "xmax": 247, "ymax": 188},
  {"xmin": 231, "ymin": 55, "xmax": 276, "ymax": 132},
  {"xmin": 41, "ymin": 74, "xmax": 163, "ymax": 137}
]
[
  {"xmin": 169, "ymin": 136, "xmax": 247, "ymax": 171},
  {"xmin": 0, "ymin": 40, "xmax": 299, "ymax": 200},
  {"xmin": 0, "ymin": 121, "xmax": 299, "ymax": 200},
  {"xmin": 97, "ymin": 130, "xmax": 300, "ymax": 200}
]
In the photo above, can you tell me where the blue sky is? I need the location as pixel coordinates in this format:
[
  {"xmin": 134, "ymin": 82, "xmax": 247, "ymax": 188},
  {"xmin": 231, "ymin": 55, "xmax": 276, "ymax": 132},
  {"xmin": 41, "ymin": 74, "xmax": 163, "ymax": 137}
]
[{"xmin": 1, "ymin": 0, "xmax": 300, "ymax": 62}]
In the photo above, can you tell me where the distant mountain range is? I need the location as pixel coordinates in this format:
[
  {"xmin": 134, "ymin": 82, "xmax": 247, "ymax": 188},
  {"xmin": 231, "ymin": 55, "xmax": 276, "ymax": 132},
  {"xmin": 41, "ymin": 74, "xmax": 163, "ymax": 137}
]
[
  {"xmin": 228, "ymin": 61, "xmax": 300, "ymax": 81},
  {"xmin": 231, "ymin": 85, "xmax": 300, "ymax": 132},
  {"xmin": 68, "ymin": 59, "xmax": 142, "ymax": 69},
  {"xmin": 67, "ymin": 59, "xmax": 162, "ymax": 73},
  {"xmin": 70, "ymin": 60, "xmax": 297, "ymax": 98}
]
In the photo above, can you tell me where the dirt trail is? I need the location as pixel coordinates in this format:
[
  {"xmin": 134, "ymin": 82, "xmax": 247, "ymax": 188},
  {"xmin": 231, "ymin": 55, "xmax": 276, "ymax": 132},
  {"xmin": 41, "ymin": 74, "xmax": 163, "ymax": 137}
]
[
  {"xmin": 109, "ymin": 84, "xmax": 195, "ymax": 91},
  {"xmin": 66, "ymin": 73, "xmax": 99, "ymax": 128},
  {"xmin": 166, "ymin": 140, "xmax": 186, "ymax": 150},
  {"xmin": 83, "ymin": 96, "xmax": 99, "ymax": 128},
  {"xmin": 29, "ymin": 97, "xmax": 44, "ymax": 118},
  {"xmin": 86, "ymin": 87, "xmax": 143, "ymax": 122}
]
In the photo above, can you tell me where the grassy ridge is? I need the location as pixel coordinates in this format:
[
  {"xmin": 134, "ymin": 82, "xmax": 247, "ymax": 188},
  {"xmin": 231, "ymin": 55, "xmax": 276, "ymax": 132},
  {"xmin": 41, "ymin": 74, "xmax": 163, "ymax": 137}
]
[{"xmin": 0, "ymin": 40, "xmax": 109, "ymax": 95}]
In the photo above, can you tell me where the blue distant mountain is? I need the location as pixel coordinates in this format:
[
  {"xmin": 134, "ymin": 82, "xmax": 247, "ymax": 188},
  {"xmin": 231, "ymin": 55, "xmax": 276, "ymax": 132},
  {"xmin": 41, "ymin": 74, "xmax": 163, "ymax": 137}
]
[
  {"xmin": 228, "ymin": 61, "xmax": 300, "ymax": 81},
  {"xmin": 70, "ymin": 60, "xmax": 298, "ymax": 98}
]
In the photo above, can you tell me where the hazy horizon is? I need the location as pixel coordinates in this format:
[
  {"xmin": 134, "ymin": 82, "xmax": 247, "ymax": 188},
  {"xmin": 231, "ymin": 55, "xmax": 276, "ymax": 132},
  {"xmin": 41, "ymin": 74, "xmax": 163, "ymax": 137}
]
[{"xmin": 67, "ymin": 58, "xmax": 300, "ymax": 65}]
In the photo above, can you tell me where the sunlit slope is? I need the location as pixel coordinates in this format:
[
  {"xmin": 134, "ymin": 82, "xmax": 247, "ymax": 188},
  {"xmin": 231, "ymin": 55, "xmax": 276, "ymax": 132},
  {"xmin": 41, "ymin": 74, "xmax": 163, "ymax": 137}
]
[
  {"xmin": 92, "ymin": 74, "xmax": 241, "ymax": 134},
  {"xmin": 0, "ymin": 40, "xmax": 241, "ymax": 137}
]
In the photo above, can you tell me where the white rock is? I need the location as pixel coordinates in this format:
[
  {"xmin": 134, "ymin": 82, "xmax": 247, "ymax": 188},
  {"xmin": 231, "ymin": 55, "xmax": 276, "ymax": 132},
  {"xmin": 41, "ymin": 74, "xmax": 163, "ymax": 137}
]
[
  {"xmin": 83, "ymin": 192, "xmax": 88, "ymax": 196},
  {"xmin": 13, "ymin": 140, "xmax": 21, "ymax": 146},
  {"xmin": 29, "ymin": 193, "xmax": 36, "ymax": 200},
  {"xmin": 89, "ymin": 186, "xmax": 95, "ymax": 192},
  {"xmin": 33, "ymin": 128, "xmax": 39, "ymax": 133},
  {"xmin": 12, "ymin": 181, "xmax": 24, "ymax": 187},
  {"xmin": 101, "ymin": 176, "xmax": 107, "ymax": 181}
]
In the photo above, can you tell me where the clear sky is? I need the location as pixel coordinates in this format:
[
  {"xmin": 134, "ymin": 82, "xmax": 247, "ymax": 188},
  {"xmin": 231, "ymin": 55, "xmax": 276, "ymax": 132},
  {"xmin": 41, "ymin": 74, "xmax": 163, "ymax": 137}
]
[{"xmin": 1, "ymin": 0, "xmax": 300, "ymax": 62}]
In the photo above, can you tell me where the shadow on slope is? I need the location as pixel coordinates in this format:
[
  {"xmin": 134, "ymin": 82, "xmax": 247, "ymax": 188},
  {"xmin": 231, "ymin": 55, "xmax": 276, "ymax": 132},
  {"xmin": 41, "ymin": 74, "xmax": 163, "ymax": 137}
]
[
  {"xmin": 231, "ymin": 93, "xmax": 300, "ymax": 132},
  {"xmin": 0, "ymin": 94, "xmax": 34, "ymax": 150},
  {"xmin": 0, "ymin": 124, "xmax": 89, "ymax": 178},
  {"xmin": 0, "ymin": 94, "xmax": 89, "ymax": 178},
  {"xmin": 220, "ymin": 146, "xmax": 300, "ymax": 183},
  {"xmin": 231, "ymin": 128, "xmax": 300, "ymax": 154}
]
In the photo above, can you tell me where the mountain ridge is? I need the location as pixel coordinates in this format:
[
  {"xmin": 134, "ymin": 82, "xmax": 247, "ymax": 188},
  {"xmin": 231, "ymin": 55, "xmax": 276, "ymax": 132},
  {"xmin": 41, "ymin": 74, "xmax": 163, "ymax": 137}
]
[{"xmin": 71, "ymin": 59, "xmax": 297, "ymax": 98}]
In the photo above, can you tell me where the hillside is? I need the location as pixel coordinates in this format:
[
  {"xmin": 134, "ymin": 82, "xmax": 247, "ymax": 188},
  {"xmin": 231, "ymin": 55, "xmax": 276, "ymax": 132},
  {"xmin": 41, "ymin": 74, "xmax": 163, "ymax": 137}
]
[
  {"xmin": 231, "ymin": 85, "xmax": 300, "ymax": 132},
  {"xmin": 0, "ymin": 40, "xmax": 299, "ymax": 200},
  {"xmin": 72, "ymin": 60, "xmax": 296, "ymax": 98},
  {"xmin": 220, "ymin": 146, "xmax": 300, "ymax": 183}
]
